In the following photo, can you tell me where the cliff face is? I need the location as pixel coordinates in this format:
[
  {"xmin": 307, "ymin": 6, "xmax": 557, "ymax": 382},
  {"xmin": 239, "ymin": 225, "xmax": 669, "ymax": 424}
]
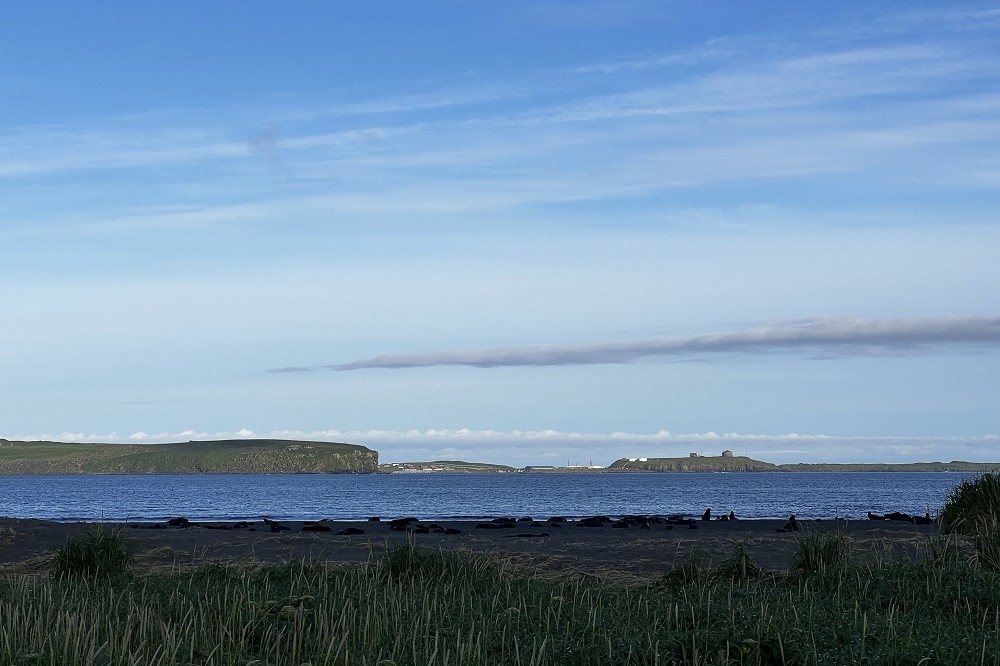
[{"xmin": 0, "ymin": 439, "xmax": 378, "ymax": 474}]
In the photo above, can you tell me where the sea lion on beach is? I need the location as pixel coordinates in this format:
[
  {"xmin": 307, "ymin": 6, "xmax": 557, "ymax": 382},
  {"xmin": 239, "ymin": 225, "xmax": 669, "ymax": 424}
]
[
  {"xmin": 388, "ymin": 517, "xmax": 419, "ymax": 528},
  {"xmin": 301, "ymin": 523, "xmax": 332, "ymax": 532},
  {"xmin": 336, "ymin": 527, "xmax": 365, "ymax": 536},
  {"xmin": 263, "ymin": 518, "xmax": 290, "ymax": 532},
  {"xmin": 777, "ymin": 515, "xmax": 800, "ymax": 532},
  {"xmin": 577, "ymin": 517, "xmax": 606, "ymax": 528}
]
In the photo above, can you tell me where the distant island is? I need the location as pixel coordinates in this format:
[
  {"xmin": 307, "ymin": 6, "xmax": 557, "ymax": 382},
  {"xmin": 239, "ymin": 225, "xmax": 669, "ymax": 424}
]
[
  {"xmin": 379, "ymin": 460, "xmax": 518, "ymax": 473},
  {"xmin": 379, "ymin": 454, "xmax": 1000, "ymax": 474},
  {"xmin": 608, "ymin": 453, "xmax": 1000, "ymax": 473},
  {"xmin": 0, "ymin": 439, "xmax": 377, "ymax": 475}
]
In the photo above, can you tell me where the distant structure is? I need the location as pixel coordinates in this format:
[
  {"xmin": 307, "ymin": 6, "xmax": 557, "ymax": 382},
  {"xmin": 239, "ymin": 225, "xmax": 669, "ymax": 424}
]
[
  {"xmin": 722, "ymin": 450, "xmax": 734, "ymax": 457},
  {"xmin": 689, "ymin": 452, "xmax": 698, "ymax": 457}
]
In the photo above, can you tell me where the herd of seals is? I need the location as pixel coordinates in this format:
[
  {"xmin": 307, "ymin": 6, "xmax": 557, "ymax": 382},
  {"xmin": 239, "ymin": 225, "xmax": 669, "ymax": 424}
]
[
  {"xmin": 128, "ymin": 508, "xmax": 933, "ymax": 537},
  {"xmin": 868, "ymin": 510, "xmax": 934, "ymax": 525}
]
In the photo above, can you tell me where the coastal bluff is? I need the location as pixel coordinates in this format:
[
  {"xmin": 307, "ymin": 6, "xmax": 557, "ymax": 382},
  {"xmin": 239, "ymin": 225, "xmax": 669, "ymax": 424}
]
[
  {"xmin": 0, "ymin": 439, "xmax": 378, "ymax": 474},
  {"xmin": 610, "ymin": 455, "xmax": 779, "ymax": 472},
  {"xmin": 609, "ymin": 455, "xmax": 1000, "ymax": 473}
]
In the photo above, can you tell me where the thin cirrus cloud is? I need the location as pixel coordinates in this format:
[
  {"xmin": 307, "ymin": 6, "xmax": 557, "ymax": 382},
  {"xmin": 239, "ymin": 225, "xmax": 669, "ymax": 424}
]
[{"xmin": 269, "ymin": 316, "xmax": 1000, "ymax": 373}]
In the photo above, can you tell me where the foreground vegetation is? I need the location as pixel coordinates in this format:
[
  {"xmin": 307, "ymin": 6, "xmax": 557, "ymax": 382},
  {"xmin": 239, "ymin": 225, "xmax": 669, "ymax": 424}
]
[
  {"xmin": 1, "ymin": 530, "xmax": 998, "ymax": 664},
  {"xmin": 941, "ymin": 471, "xmax": 1000, "ymax": 534},
  {"xmin": 0, "ymin": 472, "xmax": 996, "ymax": 664}
]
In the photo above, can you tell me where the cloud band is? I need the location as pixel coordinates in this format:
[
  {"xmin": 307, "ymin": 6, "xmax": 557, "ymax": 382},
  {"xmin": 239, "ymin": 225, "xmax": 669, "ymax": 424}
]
[{"xmin": 269, "ymin": 315, "xmax": 1000, "ymax": 373}]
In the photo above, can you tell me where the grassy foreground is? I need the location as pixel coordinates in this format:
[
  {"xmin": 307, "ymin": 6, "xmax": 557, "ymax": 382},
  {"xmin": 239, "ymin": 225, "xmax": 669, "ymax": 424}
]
[{"xmin": 2, "ymin": 531, "xmax": 1000, "ymax": 665}]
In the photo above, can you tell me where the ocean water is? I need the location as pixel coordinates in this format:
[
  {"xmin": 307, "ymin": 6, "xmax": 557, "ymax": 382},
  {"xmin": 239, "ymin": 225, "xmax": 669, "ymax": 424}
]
[{"xmin": 0, "ymin": 472, "xmax": 968, "ymax": 522}]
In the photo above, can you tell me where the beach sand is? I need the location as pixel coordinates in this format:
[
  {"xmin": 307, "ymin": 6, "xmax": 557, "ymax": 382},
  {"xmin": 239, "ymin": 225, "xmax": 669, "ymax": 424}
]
[{"xmin": 0, "ymin": 516, "xmax": 945, "ymax": 581}]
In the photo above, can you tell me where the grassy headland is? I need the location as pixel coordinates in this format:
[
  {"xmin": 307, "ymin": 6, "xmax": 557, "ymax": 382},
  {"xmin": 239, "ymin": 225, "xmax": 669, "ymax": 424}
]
[
  {"xmin": 0, "ymin": 439, "xmax": 377, "ymax": 474},
  {"xmin": 609, "ymin": 455, "xmax": 1000, "ymax": 473},
  {"xmin": 610, "ymin": 455, "xmax": 779, "ymax": 472}
]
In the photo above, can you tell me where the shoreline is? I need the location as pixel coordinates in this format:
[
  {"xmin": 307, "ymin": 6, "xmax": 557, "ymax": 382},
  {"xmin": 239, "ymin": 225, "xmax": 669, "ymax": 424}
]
[{"xmin": 1, "ymin": 515, "xmax": 946, "ymax": 579}]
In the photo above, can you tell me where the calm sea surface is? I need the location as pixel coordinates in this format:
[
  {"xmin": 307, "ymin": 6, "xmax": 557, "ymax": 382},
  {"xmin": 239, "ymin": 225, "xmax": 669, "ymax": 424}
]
[{"xmin": 0, "ymin": 472, "xmax": 969, "ymax": 522}]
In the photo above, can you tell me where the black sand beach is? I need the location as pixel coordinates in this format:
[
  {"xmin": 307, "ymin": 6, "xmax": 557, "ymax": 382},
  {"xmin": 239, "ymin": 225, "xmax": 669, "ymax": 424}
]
[{"xmin": 0, "ymin": 516, "xmax": 943, "ymax": 580}]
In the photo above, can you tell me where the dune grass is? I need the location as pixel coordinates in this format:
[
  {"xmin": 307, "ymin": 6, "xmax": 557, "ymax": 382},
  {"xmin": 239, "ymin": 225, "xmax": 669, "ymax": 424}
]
[
  {"xmin": 48, "ymin": 525, "xmax": 135, "ymax": 580},
  {"xmin": 1, "ymin": 532, "xmax": 999, "ymax": 665},
  {"xmin": 940, "ymin": 470, "xmax": 1000, "ymax": 535}
]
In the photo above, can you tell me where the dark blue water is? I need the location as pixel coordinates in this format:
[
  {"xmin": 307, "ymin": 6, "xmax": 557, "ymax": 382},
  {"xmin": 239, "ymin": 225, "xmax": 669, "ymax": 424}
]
[{"xmin": 0, "ymin": 472, "xmax": 966, "ymax": 522}]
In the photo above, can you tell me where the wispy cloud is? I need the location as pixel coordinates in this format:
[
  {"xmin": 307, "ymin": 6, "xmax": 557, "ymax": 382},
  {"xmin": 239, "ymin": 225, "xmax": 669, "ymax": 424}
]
[{"xmin": 271, "ymin": 316, "xmax": 1000, "ymax": 373}]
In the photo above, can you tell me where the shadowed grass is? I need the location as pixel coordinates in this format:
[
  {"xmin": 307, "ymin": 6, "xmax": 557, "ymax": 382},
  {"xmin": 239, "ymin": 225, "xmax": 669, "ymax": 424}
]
[
  {"xmin": 48, "ymin": 526, "xmax": 135, "ymax": 580},
  {"xmin": 940, "ymin": 471, "xmax": 1000, "ymax": 535},
  {"xmin": 790, "ymin": 530, "xmax": 851, "ymax": 577},
  {"xmin": 0, "ymin": 538, "xmax": 996, "ymax": 664}
]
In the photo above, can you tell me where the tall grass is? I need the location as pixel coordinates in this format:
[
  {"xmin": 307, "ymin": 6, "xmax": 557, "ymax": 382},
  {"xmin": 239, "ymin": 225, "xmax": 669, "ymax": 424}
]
[
  {"xmin": 940, "ymin": 470, "xmax": 1000, "ymax": 534},
  {"xmin": 790, "ymin": 530, "xmax": 850, "ymax": 577},
  {"xmin": 48, "ymin": 525, "xmax": 135, "ymax": 580},
  {"xmin": 0, "ymin": 537, "xmax": 997, "ymax": 664}
]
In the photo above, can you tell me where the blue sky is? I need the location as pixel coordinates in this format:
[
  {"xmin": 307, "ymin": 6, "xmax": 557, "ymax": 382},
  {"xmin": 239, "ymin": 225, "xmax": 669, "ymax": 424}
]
[{"xmin": 2, "ymin": 2, "xmax": 999, "ymax": 466}]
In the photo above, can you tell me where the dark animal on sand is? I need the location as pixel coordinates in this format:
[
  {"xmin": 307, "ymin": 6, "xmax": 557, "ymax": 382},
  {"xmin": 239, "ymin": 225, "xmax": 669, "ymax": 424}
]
[
  {"xmin": 777, "ymin": 514, "xmax": 800, "ymax": 532},
  {"xmin": 263, "ymin": 518, "xmax": 290, "ymax": 532},
  {"xmin": 868, "ymin": 512, "xmax": 885, "ymax": 521},
  {"xmin": 302, "ymin": 523, "xmax": 332, "ymax": 532},
  {"xmin": 577, "ymin": 517, "xmax": 606, "ymax": 528},
  {"xmin": 167, "ymin": 517, "xmax": 190, "ymax": 528},
  {"xmin": 388, "ymin": 517, "xmax": 419, "ymax": 529}
]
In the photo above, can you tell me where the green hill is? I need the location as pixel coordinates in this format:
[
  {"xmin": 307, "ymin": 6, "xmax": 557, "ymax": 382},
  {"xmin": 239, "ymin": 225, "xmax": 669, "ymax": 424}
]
[
  {"xmin": 0, "ymin": 439, "xmax": 378, "ymax": 474},
  {"xmin": 379, "ymin": 460, "xmax": 517, "ymax": 473},
  {"xmin": 609, "ymin": 455, "xmax": 1000, "ymax": 473},
  {"xmin": 776, "ymin": 461, "xmax": 1000, "ymax": 472},
  {"xmin": 609, "ymin": 455, "xmax": 779, "ymax": 472}
]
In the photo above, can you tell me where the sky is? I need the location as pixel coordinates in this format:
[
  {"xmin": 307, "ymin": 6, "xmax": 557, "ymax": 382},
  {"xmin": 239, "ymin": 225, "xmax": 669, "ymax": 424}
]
[{"xmin": 1, "ymin": 2, "xmax": 999, "ymax": 466}]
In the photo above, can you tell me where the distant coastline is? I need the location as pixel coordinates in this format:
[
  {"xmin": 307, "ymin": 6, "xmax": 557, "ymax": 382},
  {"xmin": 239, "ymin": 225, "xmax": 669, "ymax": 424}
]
[
  {"xmin": 0, "ymin": 439, "xmax": 995, "ymax": 475},
  {"xmin": 379, "ymin": 455, "xmax": 999, "ymax": 474}
]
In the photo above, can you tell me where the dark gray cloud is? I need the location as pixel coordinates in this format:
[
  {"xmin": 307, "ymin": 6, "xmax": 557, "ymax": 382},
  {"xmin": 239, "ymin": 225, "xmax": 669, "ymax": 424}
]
[{"xmin": 268, "ymin": 316, "xmax": 1000, "ymax": 373}]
